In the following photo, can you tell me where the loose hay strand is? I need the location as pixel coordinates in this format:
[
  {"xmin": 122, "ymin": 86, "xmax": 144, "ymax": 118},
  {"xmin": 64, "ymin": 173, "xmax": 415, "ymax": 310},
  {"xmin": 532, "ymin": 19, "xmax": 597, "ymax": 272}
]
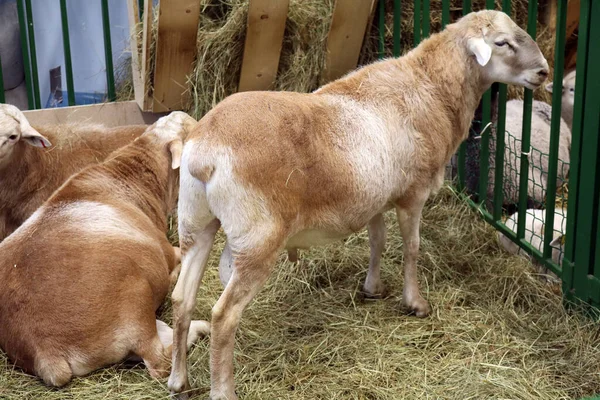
[{"xmin": 2, "ymin": 187, "xmax": 599, "ymax": 399}]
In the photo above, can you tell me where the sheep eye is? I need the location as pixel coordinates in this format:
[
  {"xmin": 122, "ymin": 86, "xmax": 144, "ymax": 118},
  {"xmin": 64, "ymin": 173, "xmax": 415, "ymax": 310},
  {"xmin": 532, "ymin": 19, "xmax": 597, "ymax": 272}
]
[
  {"xmin": 569, "ymin": 88, "xmax": 575, "ymax": 93},
  {"xmin": 8, "ymin": 135, "xmax": 17, "ymax": 141},
  {"xmin": 495, "ymin": 41, "xmax": 508, "ymax": 47}
]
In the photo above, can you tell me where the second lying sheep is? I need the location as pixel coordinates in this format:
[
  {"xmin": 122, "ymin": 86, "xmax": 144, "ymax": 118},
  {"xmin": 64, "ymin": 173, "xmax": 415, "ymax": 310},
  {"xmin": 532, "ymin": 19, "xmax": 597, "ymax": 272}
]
[
  {"xmin": 489, "ymin": 98, "xmax": 571, "ymax": 206},
  {"xmin": 498, "ymin": 207, "xmax": 566, "ymax": 282},
  {"xmin": 459, "ymin": 72, "xmax": 574, "ymax": 207}
]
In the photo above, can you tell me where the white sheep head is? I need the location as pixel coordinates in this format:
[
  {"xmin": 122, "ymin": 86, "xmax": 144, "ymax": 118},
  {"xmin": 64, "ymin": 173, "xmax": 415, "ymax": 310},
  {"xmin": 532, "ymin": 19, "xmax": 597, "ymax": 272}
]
[
  {"xmin": 0, "ymin": 104, "xmax": 52, "ymax": 164},
  {"xmin": 144, "ymin": 111, "xmax": 197, "ymax": 170},
  {"xmin": 545, "ymin": 70, "xmax": 576, "ymax": 129},
  {"xmin": 460, "ymin": 10, "xmax": 549, "ymax": 90}
]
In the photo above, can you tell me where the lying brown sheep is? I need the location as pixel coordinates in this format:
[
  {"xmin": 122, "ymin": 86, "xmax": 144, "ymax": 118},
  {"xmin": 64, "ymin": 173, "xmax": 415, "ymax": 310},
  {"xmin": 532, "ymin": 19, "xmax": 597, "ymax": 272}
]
[
  {"xmin": 0, "ymin": 111, "xmax": 207, "ymax": 387},
  {"xmin": 0, "ymin": 104, "xmax": 146, "ymax": 241}
]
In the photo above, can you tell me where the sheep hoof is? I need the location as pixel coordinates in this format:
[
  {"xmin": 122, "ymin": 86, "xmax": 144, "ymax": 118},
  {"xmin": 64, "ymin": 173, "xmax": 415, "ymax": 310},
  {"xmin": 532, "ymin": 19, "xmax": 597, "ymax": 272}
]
[
  {"xmin": 168, "ymin": 376, "xmax": 191, "ymax": 399},
  {"xmin": 404, "ymin": 295, "xmax": 431, "ymax": 318},
  {"xmin": 360, "ymin": 285, "xmax": 387, "ymax": 300}
]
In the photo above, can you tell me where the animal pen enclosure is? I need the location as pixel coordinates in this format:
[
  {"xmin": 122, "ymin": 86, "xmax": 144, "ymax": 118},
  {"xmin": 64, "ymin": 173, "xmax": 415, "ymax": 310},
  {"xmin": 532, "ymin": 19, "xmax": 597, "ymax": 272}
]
[{"xmin": 1, "ymin": 0, "xmax": 600, "ymax": 399}]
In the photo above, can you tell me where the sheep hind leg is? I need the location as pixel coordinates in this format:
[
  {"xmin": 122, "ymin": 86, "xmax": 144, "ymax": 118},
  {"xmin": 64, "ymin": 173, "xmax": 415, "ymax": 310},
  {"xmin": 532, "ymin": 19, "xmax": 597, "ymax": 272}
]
[
  {"xmin": 210, "ymin": 242, "xmax": 280, "ymax": 400},
  {"xmin": 396, "ymin": 198, "xmax": 431, "ymax": 318},
  {"xmin": 362, "ymin": 213, "xmax": 387, "ymax": 298},
  {"xmin": 156, "ymin": 319, "xmax": 210, "ymax": 351}
]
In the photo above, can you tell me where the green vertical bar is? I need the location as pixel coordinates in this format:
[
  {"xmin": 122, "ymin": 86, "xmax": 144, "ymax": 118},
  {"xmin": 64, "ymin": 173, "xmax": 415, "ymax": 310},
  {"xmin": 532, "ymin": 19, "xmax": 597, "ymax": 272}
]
[
  {"xmin": 0, "ymin": 54, "xmax": 5, "ymax": 103},
  {"xmin": 60, "ymin": 0, "xmax": 75, "ymax": 106},
  {"xmin": 422, "ymin": 0, "xmax": 430, "ymax": 38},
  {"xmin": 413, "ymin": 0, "xmax": 422, "ymax": 46},
  {"xmin": 24, "ymin": 0, "xmax": 40, "ymax": 109},
  {"xmin": 493, "ymin": 0, "xmax": 511, "ymax": 220},
  {"xmin": 563, "ymin": 0, "xmax": 590, "ymax": 297},
  {"xmin": 442, "ymin": 0, "xmax": 450, "ymax": 28},
  {"xmin": 486, "ymin": 0, "xmax": 495, "ymax": 9},
  {"xmin": 516, "ymin": 0, "xmax": 539, "ymax": 242},
  {"xmin": 478, "ymin": 93, "xmax": 491, "ymax": 204},
  {"xmin": 101, "ymin": 0, "xmax": 116, "ymax": 102},
  {"xmin": 378, "ymin": 0, "xmax": 385, "ymax": 59},
  {"xmin": 393, "ymin": 0, "xmax": 401, "ymax": 57},
  {"xmin": 573, "ymin": 0, "xmax": 600, "ymax": 302},
  {"xmin": 595, "ymin": 172, "xmax": 600, "ymax": 282},
  {"xmin": 138, "ymin": 0, "xmax": 144, "ymax": 20},
  {"xmin": 477, "ymin": 0, "xmax": 496, "ymax": 205},
  {"xmin": 463, "ymin": 0, "xmax": 472, "ymax": 14},
  {"xmin": 456, "ymin": 0, "xmax": 472, "ymax": 191},
  {"xmin": 543, "ymin": 0, "xmax": 568, "ymax": 260},
  {"xmin": 16, "ymin": 0, "xmax": 33, "ymax": 109}
]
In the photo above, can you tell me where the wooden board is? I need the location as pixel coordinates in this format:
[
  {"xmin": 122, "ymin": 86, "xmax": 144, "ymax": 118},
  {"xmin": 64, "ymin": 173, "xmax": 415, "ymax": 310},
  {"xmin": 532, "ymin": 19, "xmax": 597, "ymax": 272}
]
[
  {"xmin": 564, "ymin": 0, "xmax": 581, "ymax": 71},
  {"xmin": 321, "ymin": 0, "xmax": 375, "ymax": 84},
  {"xmin": 23, "ymin": 101, "xmax": 164, "ymax": 127},
  {"xmin": 126, "ymin": 0, "xmax": 144, "ymax": 108},
  {"xmin": 140, "ymin": 0, "xmax": 154, "ymax": 111},
  {"xmin": 358, "ymin": 0, "xmax": 379, "ymax": 66},
  {"xmin": 152, "ymin": 0, "xmax": 201, "ymax": 112},
  {"xmin": 565, "ymin": 0, "xmax": 580, "ymax": 39},
  {"xmin": 238, "ymin": 0, "xmax": 289, "ymax": 92}
]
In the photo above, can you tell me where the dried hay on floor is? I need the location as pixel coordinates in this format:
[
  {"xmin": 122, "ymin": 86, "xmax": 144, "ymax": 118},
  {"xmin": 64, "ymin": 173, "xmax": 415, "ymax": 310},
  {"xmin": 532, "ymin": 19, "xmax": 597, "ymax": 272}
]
[
  {"xmin": 134, "ymin": 0, "xmax": 558, "ymax": 119},
  {"xmin": 1, "ymin": 187, "xmax": 599, "ymax": 400}
]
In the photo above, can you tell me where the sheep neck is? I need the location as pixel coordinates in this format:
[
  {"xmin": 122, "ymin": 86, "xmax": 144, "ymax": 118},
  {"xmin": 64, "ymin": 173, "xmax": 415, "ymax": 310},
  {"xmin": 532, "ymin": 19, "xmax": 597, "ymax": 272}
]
[
  {"xmin": 318, "ymin": 28, "xmax": 487, "ymax": 163},
  {"xmin": 100, "ymin": 137, "xmax": 175, "ymax": 231}
]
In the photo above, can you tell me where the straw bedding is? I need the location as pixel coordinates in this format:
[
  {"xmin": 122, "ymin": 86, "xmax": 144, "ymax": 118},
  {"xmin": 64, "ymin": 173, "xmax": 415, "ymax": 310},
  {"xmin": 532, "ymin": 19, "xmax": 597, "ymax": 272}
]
[{"xmin": 1, "ymin": 187, "xmax": 599, "ymax": 399}]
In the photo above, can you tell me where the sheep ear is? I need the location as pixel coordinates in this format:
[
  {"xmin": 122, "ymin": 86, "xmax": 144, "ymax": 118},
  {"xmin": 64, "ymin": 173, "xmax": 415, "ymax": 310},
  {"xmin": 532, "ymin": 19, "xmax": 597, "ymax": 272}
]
[
  {"xmin": 549, "ymin": 235, "xmax": 565, "ymax": 248},
  {"xmin": 21, "ymin": 125, "xmax": 52, "ymax": 148},
  {"xmin": 467, "ymin": 37, "xmax": 492, "ymax": 66},
  {"xmin": 2, "ymin": 104, "xmax": 52, "ymax": 148},
  {"xmin": 545, "ymin": 82, "xmax": 553, "ymax": 93},
  {"xmin": 169, "ymin": 139, "xmax": 183, "ymax": 170}
]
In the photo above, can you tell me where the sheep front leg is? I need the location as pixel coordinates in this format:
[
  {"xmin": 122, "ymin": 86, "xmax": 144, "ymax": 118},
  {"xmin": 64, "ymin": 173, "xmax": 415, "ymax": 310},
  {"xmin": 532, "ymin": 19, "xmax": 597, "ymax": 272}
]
[
  {"xmin": 362, "ymin": 213, "xmax": 386, "ymax": 297},
  {"xmin": 396, "ymin": 201, "xmax": 430, "ymax": 318}
]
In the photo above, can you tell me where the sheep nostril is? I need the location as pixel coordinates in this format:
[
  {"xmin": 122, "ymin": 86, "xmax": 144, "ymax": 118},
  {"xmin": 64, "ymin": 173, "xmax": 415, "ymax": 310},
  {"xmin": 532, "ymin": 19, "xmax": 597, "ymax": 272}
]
[{"xmin": 537, "ymin": 69, "xmax": 549, "ymax": 78}]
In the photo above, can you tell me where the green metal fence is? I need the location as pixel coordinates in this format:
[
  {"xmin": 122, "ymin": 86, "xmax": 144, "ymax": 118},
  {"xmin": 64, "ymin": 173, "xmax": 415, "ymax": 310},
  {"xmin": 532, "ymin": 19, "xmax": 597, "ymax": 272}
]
[
  {"xmin": 377, "ymin": 0, "xmax": 600, "ymax": 313},
  {"xmin": 0, "ymin": 0, "xmax": 117, "ymax": 109}
]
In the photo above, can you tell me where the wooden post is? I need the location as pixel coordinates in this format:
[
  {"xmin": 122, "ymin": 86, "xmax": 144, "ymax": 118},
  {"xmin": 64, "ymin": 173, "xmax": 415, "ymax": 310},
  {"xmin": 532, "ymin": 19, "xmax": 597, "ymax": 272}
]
[
  {"xmin": 140, "ymin": 0, "xmax": 153, "ymax": 111},
  {"xmin": 321, "ymin": 0, "xmax": 375, "ymax": 84},
  {"xmin": 238, "ymin": 0, "xmax": 289, "ymax": 92},
  {"xmin": 565, "ymin": 0, "xmax": 580, "ymax": 39},
  {"xmin": 152, "ymin": 0, "xmax": 201, "ymax": 112},
  {"xmin": 564, "ymin": 0, "xmax": 581, "ymax": 71},
  {"xmin": 126, "ymin": 0, "xmax": 144, "ymax": 108}
]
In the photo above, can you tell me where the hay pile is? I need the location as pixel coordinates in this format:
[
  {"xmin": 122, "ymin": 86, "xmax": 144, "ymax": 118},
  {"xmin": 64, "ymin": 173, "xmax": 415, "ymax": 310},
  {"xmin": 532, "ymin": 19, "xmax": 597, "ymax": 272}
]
[
  {"xmin": 134, "ymin": 0, "xmax": 557, "ymax": 117},
  {"xmin": 2, "ymin": 187, "xmax": 599, "ymax": 399},
  {"xmin": 135, "ymin": 0, "xmax": 335, "ymax": 118}
]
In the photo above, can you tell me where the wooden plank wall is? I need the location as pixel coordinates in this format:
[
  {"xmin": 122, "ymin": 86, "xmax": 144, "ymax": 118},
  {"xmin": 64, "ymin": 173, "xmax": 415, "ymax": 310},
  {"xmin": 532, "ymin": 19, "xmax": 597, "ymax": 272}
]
[
  {"xmin": 564, "ymin": 0, "xmax": 580, "ymax": 71},
  {"xmin": 23, "ymin": 101, "xmax": 163, "ymax": 127},
  {"xmin": 126, "ymin": 0, "xmax": 144, "ymax": 108},
  {"xmin": 140, "ymin": 0, "xmax": 154, "ymax": 110},
  {"xmin": 130, "ymin": 0, "xmax": 375, "ymax": 111},
  {"xmin": 238, "ymin": 0, "xmax": 289, "ymax": 92},
  {"xmin": 152, "ymin": 0, "xmax": 201, "ymax": 112},
  {"xmin": 321, "ymin": 0, "xmax": 375, "ymax": 84}
]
